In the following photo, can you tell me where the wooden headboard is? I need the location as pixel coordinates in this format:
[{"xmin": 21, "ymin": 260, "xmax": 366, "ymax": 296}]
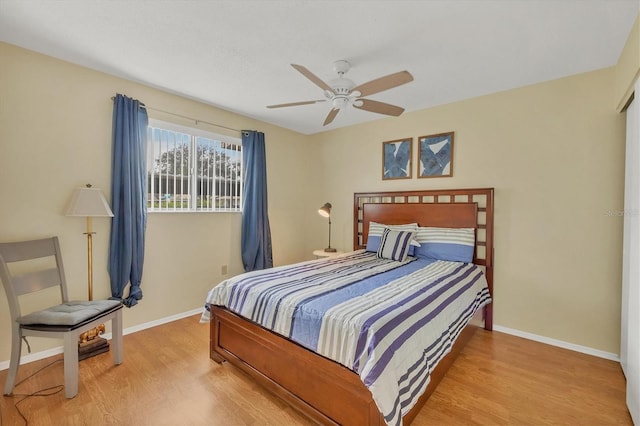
[{"xmin": 353, "ymin": 188, "xmax": 494, "ymax": 329}]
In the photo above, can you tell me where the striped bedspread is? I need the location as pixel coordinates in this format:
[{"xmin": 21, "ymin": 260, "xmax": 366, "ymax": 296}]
[{"xmin": 201, "ymin": 250, "xmax": 491, "ymax": 426}]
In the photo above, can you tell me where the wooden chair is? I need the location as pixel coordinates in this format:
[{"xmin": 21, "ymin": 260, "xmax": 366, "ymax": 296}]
[{"xmin": 0, "ymin": 236, "xmax": 123, "ymax": 398}]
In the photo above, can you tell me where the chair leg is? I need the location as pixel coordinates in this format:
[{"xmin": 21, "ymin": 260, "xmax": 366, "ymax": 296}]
[
  {"xmin": 112, "ymin": 310, "xmax": 123, "ymax": 365},
  {"xmin": 63, "ymin": 332, "xmax": 79, "ymax": 398},
  {"xmin": 4, "ymin": 323, "xmax": 22, "ymax": 396}
]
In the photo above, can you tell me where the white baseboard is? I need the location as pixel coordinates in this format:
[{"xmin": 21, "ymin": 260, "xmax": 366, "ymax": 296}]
[
  {"xmin": 0, "ymin": 346, "xmax": 65, "ymax": 371},
  {"xmin": 101, "ymin": 307, "xmax": 202, "ymax": 340},
  {"xmin": 0, "ymin": 307, "xmax": 203, "ymax": 371},
  {"xmin": 1, "ymin": 312, "xmax": 619, "ymax": 371},
  {"xmin": 493, "ymin": 324, "xmax": 620, "ymax": 362}
]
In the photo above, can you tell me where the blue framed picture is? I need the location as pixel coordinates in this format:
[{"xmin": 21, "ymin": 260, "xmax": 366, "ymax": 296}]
[
  {"xmin": 382, "ymin": 138, "xmax": 413, "ymax": 180},
  {"xmin": 418, "ymin": 132, "xmax": 454, "ymax": 178}
]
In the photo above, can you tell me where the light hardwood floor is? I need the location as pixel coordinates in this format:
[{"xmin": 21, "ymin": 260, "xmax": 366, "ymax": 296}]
[{"xmin": 0, "ymin": 315, "xmax": 632, "ymax": 425}]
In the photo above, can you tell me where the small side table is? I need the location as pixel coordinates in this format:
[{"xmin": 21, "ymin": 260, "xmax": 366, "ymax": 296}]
[{"xmin": 313, "ymin": 249, "xmax": 344, "ymax": 259}]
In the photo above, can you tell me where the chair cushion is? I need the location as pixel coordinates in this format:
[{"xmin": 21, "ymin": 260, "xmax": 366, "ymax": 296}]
[{"xmin": 17, "ymin": 300, "xmax": 122, "ymax": 326}]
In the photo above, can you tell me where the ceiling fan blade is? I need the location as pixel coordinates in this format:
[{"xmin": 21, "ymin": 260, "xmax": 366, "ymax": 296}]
[
  {"xmin": 354, "ymin": 99, "xmax": 405, "ymax": 116},
  {"xmin": 291, "ymin": 64, "xmax": 333, "ymax": 92},
  {"xmin": 267, "ymin": 100, "xmax": 326, "ymax": 109},
  {"xmin": 323, "ymin": 108, "xmax": 340, "ymax": 126},
  {"xmin": 353, "ymin": 71, "xmax": 413, "ymax": 97}
]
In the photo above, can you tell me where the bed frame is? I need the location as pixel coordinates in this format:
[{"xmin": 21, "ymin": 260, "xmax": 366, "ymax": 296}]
[{"xmin": 210, "ymin": 188, "xmax": 494, "ymax": 425}]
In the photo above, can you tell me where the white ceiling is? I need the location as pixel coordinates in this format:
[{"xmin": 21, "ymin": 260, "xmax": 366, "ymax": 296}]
[{"xmin": 0, "ymin": 0, "xmax": 638, "ymax": 135}]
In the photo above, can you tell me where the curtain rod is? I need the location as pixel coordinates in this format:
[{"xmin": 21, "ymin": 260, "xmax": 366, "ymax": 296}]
[{"xmin": 111, "ymin": 96, "xmax": 245, "ymax": 134}]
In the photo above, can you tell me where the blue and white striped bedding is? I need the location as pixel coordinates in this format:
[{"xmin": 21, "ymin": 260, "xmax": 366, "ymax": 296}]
[{"xmin": 201, "ymin": 250, "xmax": 491, "ymax": 426}]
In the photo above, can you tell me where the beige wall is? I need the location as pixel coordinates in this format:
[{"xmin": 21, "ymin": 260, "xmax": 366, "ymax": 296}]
[
  {"xmin": 0, "ymin": 35, "xmax": 630, "ymax": 363},
  {"xmin": 310, "ymin": 68, "xmax": 626, "ymax": 354},
  {"xmin": 0, "ymin": 42, "xmax": 321, "ymax": 361}
]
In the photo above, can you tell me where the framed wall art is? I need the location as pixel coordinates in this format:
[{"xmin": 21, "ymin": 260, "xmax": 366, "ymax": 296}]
[
  {"xmin": 382, "ymin": 138, "xmax": 412, "ymax": 180},
  {"xmin": 418, "ymin": 132, "xmax": 454, "ymax": 178}
]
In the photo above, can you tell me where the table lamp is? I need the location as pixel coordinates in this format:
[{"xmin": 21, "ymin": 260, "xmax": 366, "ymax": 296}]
[{"xmin": 318, "ymin": 202, "xmax": 337, "ymax": 252}]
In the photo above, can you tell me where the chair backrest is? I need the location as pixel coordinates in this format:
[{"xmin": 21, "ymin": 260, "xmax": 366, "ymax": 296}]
[{"xmin": 0, "ymin": 237, "xmax": 69, "ymax": 322}]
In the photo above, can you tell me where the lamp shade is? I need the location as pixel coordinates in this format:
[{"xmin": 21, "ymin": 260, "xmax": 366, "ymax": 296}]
[
  {"xmin": 318, "ymin": 202, "xmax": 332, "ymax": 218},
  {"xmin": 65, "ymin": 185, "xmax": 114, "ymax": 217}
]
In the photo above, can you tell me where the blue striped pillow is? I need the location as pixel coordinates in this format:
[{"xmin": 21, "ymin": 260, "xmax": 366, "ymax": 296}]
[
  {"xmin": 365, "ymin": 222, "xmax": 420, "ymax": 255},
  {"xmin": 414, "ymin": 227, "xmax": 475, "ymax": 262},
  {"xmin": 376, "ymin": 229, "xmax": 415, "ymax": 262}
]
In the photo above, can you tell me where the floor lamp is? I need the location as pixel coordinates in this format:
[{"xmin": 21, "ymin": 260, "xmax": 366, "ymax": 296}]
[
  {"xmin": 318, "ymin": 202, "xmax": 337, "ymax": 252},
  {"xmin": 65, "ymin": 183, "xmax": 114, "ymax": 359}
]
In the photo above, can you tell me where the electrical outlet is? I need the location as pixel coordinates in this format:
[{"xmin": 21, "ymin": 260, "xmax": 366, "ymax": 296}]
[{"xmin": 221, "ymin": 265, "xmax": 228, "ymax": 275}]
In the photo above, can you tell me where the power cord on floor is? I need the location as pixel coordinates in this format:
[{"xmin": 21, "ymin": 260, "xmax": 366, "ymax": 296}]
[{"xmin": 2, "ymin": 358, "xmax": 64, "ymax": 426}]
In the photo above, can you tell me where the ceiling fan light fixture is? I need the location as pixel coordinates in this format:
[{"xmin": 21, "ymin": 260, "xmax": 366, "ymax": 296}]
[{"xmin": 332, "ymin": 97, "xmax": 349, "ymax": 109}]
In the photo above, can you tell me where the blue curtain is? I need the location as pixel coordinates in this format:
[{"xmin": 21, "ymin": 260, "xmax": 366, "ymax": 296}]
[
  {"xmin": 108, "ymin": 94, "xmax": 148, "ymax": 307},
  {"xmin": 241, "ymin": 131, "xmax": 273, "ymax": 271}
]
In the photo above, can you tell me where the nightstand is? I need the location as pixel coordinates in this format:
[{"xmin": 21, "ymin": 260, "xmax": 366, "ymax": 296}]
[{"xmin": 313, "ymin": 249, "xmax": 344, "ymax": 259}]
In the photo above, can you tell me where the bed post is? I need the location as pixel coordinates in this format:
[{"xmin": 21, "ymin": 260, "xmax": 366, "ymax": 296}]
[{"xmin": 484, "ymin": 188, "xmax": 494, "ymax": 331}]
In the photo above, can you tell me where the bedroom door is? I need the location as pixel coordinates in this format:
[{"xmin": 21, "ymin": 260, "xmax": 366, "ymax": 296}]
[{"xmin": 622, "ymin": 78, "xmax": 639, "ymax": 425}]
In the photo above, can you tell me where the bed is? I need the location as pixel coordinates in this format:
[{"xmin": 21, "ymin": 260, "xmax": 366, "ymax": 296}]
[{"xmin": 202, "ymin": 188, "xmax": 494, "ymax": 425}]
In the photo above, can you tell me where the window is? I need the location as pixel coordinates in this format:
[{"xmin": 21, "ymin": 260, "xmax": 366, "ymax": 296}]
[{"xmin": 146, "ymin": 120, "xmax": 242, "ymax": 212}]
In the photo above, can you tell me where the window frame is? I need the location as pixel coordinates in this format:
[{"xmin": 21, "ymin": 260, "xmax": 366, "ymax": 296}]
[{"xmin": 146, "ymin": 119, "xmax": 243, "ymax": 213}]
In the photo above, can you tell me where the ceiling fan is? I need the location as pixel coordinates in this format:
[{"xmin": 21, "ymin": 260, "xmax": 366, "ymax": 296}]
[{"xmin": 267, "ymin": 60, "xmax": 414, "ymax": 126}]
